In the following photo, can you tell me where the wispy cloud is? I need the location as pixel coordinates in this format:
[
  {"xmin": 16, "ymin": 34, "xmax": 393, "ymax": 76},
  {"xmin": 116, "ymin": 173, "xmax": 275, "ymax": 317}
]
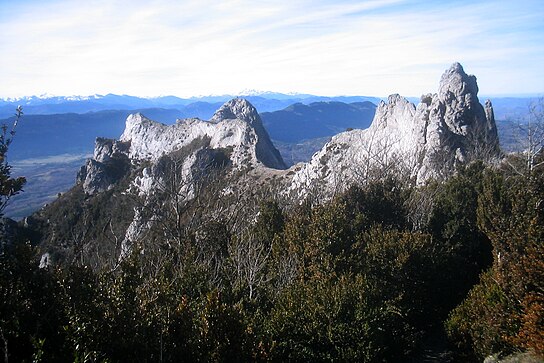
[{"xmin": 1, "ymin": 0, "xmax": 542, "ymax": 97}]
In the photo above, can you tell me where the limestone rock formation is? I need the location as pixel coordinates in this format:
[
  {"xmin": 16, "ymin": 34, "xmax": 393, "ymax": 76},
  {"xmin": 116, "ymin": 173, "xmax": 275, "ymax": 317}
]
[
  {"xmin": 211, "ymin": 99, "xmax": 285, "ymax": 169},
  {"xmin": 75, "ymin": 98, "xmax": 287, "ymax": 254},
  {"xmin": 288, "ymin": 62, "xmax": 500, "ymax": 195},
  {"xmin": 77, "ymin": 138, "xmax": 131, "ymax": 194},
  {"xmin": 119, "ymin": 99, "xmax": 285, "ymax": 169},
  {"xmin": 30, "ymin": 62, "xmax": 502, "ymax": 264},
  {"xmin": 77, "ymin": 99, "xmax": 285, "ymax": 196}
]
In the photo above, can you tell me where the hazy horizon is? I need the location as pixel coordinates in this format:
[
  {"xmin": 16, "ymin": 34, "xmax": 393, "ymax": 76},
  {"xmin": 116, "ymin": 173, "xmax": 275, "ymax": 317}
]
[{"xmin": 1, "ymin": 91, "xmax": 542, "ymax": 102}]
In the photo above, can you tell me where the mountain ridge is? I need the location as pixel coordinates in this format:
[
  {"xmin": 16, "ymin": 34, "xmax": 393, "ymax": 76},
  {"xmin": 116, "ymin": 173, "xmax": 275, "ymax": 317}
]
[
  {"xmin": 0, "ymin": 93, "xmax": 381, "ymax": 119},
  {"xmin": 261, "ymin": 101, "xmax": 376, "ymax": 143},
  {"xmin": 77, "ymin": 98, "xmax": 286, "ymax": 197},
  {"xmin": 25, "ymin": 63, "xmax": 503, "ymax": 263},
  {"xmin": 287, "ymin": 62, "xmax": 499, "ymax": 195}
]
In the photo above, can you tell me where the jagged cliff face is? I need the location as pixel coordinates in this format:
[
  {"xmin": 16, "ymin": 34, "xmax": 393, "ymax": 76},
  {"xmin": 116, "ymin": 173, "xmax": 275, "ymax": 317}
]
[
  {"xmin": 77, "ymin": 98, "xmax": 286, "ymax": 195},
  {"xmin": 121, "ymin": 99, "xmax": 285, "ymax": 170},
  {"xmin": 31, "ymin": 63, "xmax": 500, "ymax": 263},
  {"xmin": 72, "ymin": 98, "xmax": 287, "ymax": 259},
  {"xmin": 288, "ymin": 62, "xmax": 499, "ymax": 194},
  {"xmin": 76, "ymin": 63, "xmax": 500, "ymax": 201}
]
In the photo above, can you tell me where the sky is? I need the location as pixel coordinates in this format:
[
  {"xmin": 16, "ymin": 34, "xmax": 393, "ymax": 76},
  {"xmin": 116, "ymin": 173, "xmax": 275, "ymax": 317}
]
[{"xmin": 1, "ymin": 0, "xmax": 543, "ymax": 98}]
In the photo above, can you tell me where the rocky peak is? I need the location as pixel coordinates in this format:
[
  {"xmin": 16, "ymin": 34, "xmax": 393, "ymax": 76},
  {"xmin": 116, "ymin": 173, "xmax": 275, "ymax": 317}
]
[
  {"xmin": 120, "ymin": 113, "xmax": 155, "ymax": 144},
  {"xmin": 127, "ymin": 112, "xmax": 149, "ymax": 124},
  {"xmin": 372, "ymin": 94, "xmax": 416, "ymax": 130},
  {"xmin": 288, "ymin": 62, "xmax": 501, "ymax": 195},
  {"xmin": 211, "ymin": 98, "xmax": 286, "ymax": 169},
  {"xmin": 210, "ymin": 98, "xmax": 261, "ymax": 126},
  {"xmin": 79, "ymin": 98, "xmax": 286, "ymax": 196},
  {"xmin": 421, "ymin": 63, "xmax": 499, "ymax": 173},
  {"xmin": 438, "ymin": 62, "xmax": 479, "ymax": 102},
  {"xmin": 428, "ymin": 63, "xmax": 497, "ymax": 144}
]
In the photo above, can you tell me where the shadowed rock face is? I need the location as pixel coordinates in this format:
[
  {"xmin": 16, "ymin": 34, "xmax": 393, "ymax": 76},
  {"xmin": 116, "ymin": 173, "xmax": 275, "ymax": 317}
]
[
  {"xmin": 433, "ymin": 62, "xmax": 498, "ymax": 147},
  {"xmin": 289, "ymin": 63, "xmax": 500, "ymax": 194},
  {"xmin": 76, "ymin": 138, "xmax": 131, "ymax": 195}
]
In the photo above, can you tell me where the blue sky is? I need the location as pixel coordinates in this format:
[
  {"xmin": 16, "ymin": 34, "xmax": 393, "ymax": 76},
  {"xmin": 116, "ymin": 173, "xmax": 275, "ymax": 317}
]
[{"xmin": 1, "ymin": 0, "xmax": 543, "ymax": 98}]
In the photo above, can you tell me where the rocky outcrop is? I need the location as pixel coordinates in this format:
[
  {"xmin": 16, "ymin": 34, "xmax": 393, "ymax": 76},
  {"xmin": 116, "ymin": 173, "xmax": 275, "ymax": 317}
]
[
  {"xmin": 78, "ymin": 99, "xmax": 285, "ymax": 196},
  {"xmin": 77, "ymin": 138, "xmax": 131, "ymax": 194},
  {"xmin": 119, "ymin": 99, "xmax": 285, "ymax": 170},
  {"xmin": 211, "ymin": 99, "xmax": 285, "ymax": 169},
  {"xmin": 288, "ymin": 63, "xmax": 500, "ymax": 194},
  {"xmin": 93, "ymin": 137, "xmax": 131, "ymax": 163},
  {"xmin": 76, "ymin": 99, "xmax": 286, "ymax": 253},
  {"xmin": 34, "ymin": 62, "xmax": 503, "ymax": 263},
  {"xmin": 72, "ymin": 63, "xmax": 499, "ymax": 201}
]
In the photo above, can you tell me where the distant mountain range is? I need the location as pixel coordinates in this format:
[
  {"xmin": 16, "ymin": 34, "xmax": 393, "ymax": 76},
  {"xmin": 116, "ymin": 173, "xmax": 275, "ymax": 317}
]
[
  {"xmin": 1, "ymin": 92, "xmax": 536, "ymax": 122},
  {"xmin": 261, "ymin": 101, "xmax": 376, "ymax": 142},
  {"xmin": 3, "ymin": 100, "xmax": 377, "ymax": 162},
  {"xmin": 0, "ymin": 93, "xmax": 381, "ymax": 119}
]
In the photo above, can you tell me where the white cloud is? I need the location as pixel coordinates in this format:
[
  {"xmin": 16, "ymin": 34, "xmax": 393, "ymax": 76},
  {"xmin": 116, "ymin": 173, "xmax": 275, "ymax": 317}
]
[{"xmin": 0, "ymin": 0, "xmax": 542, "ymax": 97}]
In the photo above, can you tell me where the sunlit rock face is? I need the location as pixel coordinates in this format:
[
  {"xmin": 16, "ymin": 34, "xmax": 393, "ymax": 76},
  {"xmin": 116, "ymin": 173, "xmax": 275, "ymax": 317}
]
[
  {"xmin": 69, "ymin": 63, "xmax": 500, "ymax": 261},
  {"xmin": 77, "ymin": 98, "xmax": 286, "ymax": 195},
  {"xmin": 76, "ymin": 98, "xmax": 287, "ymax": 255},
  {"xmin": 288, "ymin": 62, "xmax": 500, "ymax": 195},
  {"xmin": 119, "ymin": 98, "xmax": 285, "ymax": 169}
]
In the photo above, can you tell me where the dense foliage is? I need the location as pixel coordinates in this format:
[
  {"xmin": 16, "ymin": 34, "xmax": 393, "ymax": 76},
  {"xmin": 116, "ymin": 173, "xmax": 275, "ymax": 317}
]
[
  {"xmin": 446, "ymin": 159, "xmax": 544, "ymax": 360},
  {"xmin": 0, "ymin": 106, "xmax": 25, "ymax": 217},
  {"xmin": 1, "ymin": 147, "xmax": 543, "ymax": 361}
]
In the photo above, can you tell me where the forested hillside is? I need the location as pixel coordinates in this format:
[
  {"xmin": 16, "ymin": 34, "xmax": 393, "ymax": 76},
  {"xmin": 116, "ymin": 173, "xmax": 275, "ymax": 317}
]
[
  {"xmin": 1, "ymin": 157, "xmax": 543, "ymax": 362},
  {"xmin": 1, "ymin": 73, "xmax": 542, "ymax": 362},
  {"xmin": 2, "ymin": 0, "xmax": 543, "ymax": 358}
]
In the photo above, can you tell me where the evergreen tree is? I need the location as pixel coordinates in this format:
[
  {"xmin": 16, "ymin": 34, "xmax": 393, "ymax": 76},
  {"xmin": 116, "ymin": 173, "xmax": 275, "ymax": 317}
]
[{"xmin": 0, "ymin": 106, "xmax": 25, "ymax": 217}]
